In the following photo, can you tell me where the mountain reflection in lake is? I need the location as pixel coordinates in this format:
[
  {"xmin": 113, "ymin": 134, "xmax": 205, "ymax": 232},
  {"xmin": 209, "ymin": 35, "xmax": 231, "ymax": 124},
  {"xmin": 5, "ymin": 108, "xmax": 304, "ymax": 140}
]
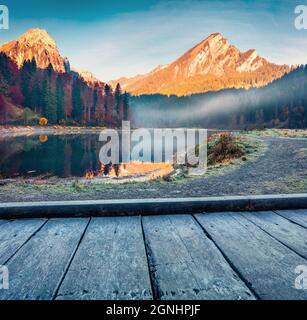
[{"xmin": 0, "ymin": 133, "xmax": 176, "ymax": 179}]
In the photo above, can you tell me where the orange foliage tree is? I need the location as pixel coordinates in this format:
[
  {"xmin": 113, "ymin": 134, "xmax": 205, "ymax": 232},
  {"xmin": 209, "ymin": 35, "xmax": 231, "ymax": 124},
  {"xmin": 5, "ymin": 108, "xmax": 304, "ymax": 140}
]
[{"xmin": 39, "ymin": 117, "xmax": 48, "ymax": 126}]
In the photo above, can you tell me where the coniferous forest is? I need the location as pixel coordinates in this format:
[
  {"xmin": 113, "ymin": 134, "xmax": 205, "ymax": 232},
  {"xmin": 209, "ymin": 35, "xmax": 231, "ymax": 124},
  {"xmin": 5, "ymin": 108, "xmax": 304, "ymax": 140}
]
[
  {"xmin": 2, "ymin": 48, "xmax": 307, "ymax": 130},
  {"xmin": 0, "ymin": 53, "xmax": 130, "ymax": 125},
  {"xmin": 131, "ymin": 65, "xmax": 307, "ymax": 129}
]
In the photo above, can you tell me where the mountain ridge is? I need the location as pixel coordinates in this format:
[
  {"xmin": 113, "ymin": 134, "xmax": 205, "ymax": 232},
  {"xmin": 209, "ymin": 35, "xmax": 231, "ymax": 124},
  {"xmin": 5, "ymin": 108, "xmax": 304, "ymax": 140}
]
[
  {"xmin": 0, "ymin": 29, "xmax": 290, "ymax": 96},
  {"xmin": 110, "ymin": 33, "xmax": 290, "ymax": 96}
]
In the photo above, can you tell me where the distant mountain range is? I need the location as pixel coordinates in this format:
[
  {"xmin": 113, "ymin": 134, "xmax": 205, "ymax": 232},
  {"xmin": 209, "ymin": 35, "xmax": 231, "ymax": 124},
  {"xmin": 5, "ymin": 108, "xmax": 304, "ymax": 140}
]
[
  {"xmin": 110, "ymin": 33, "xmax": 290, "ymax": 96},
  {"xmin": 0, "ymin": 29, "xmax": 290, "ymax": 97}
]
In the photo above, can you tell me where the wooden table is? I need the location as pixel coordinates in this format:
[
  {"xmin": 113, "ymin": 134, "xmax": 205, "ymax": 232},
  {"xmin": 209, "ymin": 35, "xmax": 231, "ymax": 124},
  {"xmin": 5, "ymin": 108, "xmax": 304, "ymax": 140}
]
[{"xmin": 0, "ymin": 210, "xmax": 307, "ymax": 300}]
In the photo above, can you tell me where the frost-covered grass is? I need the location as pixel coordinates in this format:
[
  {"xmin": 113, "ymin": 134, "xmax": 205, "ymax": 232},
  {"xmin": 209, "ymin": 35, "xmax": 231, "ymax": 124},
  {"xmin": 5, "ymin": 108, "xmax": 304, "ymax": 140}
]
[
  {"xmin": 203, "ymin": 133, "xmax": 265, "ymax": 178},
  {"xmin": 243, "ymin": 128, "xmax": 307, "ymax": 139},
  {"xmin": 0, "ymin": 133, "xmax": 265, "ymax": 194},
  {"xmin": 164, "ymin": 132, "xmax": 265, "ymax": 181}
]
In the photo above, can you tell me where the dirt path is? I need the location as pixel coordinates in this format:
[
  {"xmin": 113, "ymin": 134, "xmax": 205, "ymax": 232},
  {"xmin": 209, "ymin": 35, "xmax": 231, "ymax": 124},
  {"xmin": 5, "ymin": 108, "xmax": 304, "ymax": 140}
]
[{"xmin": 1, "ymin": 137, "xmax": 307, "ymax": 202}]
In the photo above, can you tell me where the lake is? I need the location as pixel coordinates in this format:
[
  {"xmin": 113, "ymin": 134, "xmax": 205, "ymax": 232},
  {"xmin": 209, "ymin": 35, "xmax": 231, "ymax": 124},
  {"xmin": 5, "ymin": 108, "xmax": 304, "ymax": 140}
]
[
  {"xmin": 0, "ymin": 127, "xmax": 219, "ymax": 180},
  {"xmin": 0, "ymin": 132, "xmax": 189, "ymax": 179}
]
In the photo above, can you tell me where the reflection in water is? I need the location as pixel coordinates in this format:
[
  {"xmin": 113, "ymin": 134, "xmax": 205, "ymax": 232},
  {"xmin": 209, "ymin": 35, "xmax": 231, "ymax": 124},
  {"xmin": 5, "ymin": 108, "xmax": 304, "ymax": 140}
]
[
  {"xmin": 39, "ymin": 135, "xmax": 49, "ymax": 143},
  {"xmin": 84, "ymin": 161, "xmax": 173, "ymax": 180},
  {"xmin": 0, "ymin": 134, "xmax": 174, "ymax": 179}
]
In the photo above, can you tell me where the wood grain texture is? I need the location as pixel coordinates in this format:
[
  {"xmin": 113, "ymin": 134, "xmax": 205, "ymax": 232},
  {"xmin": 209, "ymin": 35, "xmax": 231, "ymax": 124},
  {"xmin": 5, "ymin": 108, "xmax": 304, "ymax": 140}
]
[
  {"xmin": 276, "ymin": 210, "xmax": 307, "ymax": 229},
  {"xmin": 142, "ymin": 215, "xmax": 255, "ymax": 300},
  {"xmin": 242, "ymin": 211, "xmax": 307, "ymax": 259},
  {"xmin": 195, "ymin": 212, "xmax": 307, "ymax": 300},
  {"xmin": 0, "ymin": 210, "xmax": 306, "ymax": 300},
  {"xmin": 56, "ymin": 217, "xmax": 152, "ymax": 300},
  {"xmin": 0, "ymin": 218, "xmax": 89, "ymax": 300},
  {"xmin": 0, "ymin": 219, "xmax": 46, "ymax": 265}
]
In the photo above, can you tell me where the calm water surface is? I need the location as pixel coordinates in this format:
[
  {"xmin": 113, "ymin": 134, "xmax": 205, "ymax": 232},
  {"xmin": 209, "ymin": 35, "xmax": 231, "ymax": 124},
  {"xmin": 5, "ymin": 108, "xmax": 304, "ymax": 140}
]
[{"xmin": 0, "ymin": 132, "xmax": 192, "ymax": 179}]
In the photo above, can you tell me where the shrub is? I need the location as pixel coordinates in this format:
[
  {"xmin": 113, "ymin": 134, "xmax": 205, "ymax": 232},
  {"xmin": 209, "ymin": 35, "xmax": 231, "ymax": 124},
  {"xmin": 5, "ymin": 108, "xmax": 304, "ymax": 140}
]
[
  {"xmin": 39, "ymin": 117, "xmax": 48, "ymax": 126},
  {"xmin": 208, "ymin": 133, "xmax": 244, "ymax": 165},
  {"xmin": 39, "ymin": 135, "xmax": 48, "ymax": 143}
]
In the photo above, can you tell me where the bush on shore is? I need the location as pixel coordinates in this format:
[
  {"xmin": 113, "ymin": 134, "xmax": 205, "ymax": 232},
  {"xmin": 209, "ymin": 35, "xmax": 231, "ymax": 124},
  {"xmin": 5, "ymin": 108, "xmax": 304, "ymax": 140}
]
[{"xmin": 208, "ymin": 133, "xmax": 245, "ymax": 165}]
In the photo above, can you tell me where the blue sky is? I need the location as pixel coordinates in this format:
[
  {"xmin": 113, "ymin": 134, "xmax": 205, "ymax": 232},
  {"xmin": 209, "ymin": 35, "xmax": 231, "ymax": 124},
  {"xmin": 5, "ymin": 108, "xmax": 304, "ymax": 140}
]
[{"xmin": 0, "ymin": 0, "xmax": 306, "ymax": 81}]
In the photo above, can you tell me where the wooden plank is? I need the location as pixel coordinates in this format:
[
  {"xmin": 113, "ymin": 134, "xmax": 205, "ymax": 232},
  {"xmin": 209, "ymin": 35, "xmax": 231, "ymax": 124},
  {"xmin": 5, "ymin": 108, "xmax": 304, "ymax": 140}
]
[
  {"xmin": 142, "ymin": 215, "xmax": 255, "ymax": 300},
  {"xmin": 56, "ymin": 217, "xmax": 152, "ymax": 300},
  {"xmin": 276, "ymin": 210, "xmax": 307, "ymax": 229},
  {"xmin": 242, "ymin": 211, "xmax": 307, "ymax": 259},
  {"xmin": 0, "ymin": 218, "xmax": 89, "ymax": 300},
  {"xmin": 0, "ymin": 219, "xmax": 46, "ymax": 265},
  {"xmin": 195, "ymin": 212, "xmax": 307, "ymax": 300}
]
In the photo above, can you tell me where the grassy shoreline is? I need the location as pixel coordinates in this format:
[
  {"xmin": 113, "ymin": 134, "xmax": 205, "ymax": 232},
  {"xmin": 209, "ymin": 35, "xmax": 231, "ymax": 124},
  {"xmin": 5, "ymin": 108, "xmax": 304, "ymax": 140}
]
[
  {"xmin": 1, "ymin": 131, "xmax": 307, "ymax": 201},
  {"xmin": 1, "ymin": 128, "xmax": 306, "ymax": 197},
  {"xmin": 0, "ymin": 132, "xmax": 266, "ymax": 194}
]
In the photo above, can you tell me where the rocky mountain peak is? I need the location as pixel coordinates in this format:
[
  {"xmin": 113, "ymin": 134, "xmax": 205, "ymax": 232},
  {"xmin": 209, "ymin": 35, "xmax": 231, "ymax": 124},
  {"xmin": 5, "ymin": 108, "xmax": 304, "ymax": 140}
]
[
  {"xmin": 17, "ymin": 29, "xmax": 57, "ymax": 48},
  {"xmin": 111, "ymin": 33, "xmax": 290, "ymax": 96},
  {"xmin": 0, "ymin": 28, "xmax": 65, "ymax": 72}
]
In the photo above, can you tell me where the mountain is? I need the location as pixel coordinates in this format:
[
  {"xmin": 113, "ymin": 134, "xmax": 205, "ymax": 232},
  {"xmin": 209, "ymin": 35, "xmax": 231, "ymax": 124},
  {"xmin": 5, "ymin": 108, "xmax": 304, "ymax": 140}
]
[
  {"xmin": 110, "ymin": 33, "xmax": 290, "ymax": 96},
  {"xmin": 0, "ymin": 29, "xmax": 103, "ymax": 87},
  {"xmin": 0, "ymin": 28, "xmax": 66, "ymax": 73},
  {"xmin": 0, "ymin": 29, "xmax": 130, "ymax": 125},
  {"xmin": 71, "ymin": 67, "xmax": 101, "ymax": 86}
]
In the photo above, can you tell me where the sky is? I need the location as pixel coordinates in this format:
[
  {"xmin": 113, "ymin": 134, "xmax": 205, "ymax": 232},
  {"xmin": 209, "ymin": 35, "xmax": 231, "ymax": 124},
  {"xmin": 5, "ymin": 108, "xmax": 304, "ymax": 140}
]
[{"xmin": 0, "ymin": 0, "xmax": 307, "ymax": 81}]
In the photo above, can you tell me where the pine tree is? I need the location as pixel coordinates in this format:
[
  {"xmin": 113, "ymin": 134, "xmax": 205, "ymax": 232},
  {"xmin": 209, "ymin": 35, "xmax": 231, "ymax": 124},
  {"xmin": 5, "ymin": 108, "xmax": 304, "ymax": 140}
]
[
  {"xmin": 72, "ymin": 80, "xmax": 83, "ymax": 121},
  {"xmin": 114, "ymin": 83, "xmax": 124, "ymax": 125},
  {"xmin": 104, "ymin": 84, "xmax": 111, "ymax": 116},
  {"xmin": 123, "ymin": 92, "xmax": 130, "ymax": 121},
  {"xmin": 114, "ymin": 83, "xmax": 122, "ymax": 118},
  {"xmin": 56, "ymin": 76, "xmax": 65, "ymax": 122},
  {"xmin": 41, "ymin": 78, "xmax": 49, "ymax": 118},
  {"xmin": 93, "ymin": 86, "xmax": 99, "ymax": 116},
  {"xmin": 41, "ymin": 72, "xmax": 57, "ymax": 124},
  {"xmin": 20, "ymin": 60, "xmax": 36, "ymax": 109},
  {"xmin": 30, "ymin": 80, "xmax": 40, "ymax": 113},
  {"xmin": 45, "ymin": 63, "xmax": 57, "ymax": 124},
  {"xmin": 47, "ymin": 85, "xmax": 57, "ymax": 124}
]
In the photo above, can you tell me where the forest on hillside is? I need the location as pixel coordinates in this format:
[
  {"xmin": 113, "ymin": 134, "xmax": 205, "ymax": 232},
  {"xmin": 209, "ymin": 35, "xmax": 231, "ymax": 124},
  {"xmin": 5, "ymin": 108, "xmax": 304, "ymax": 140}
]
[
  {"xmin": 0, "ymin": 53, "xmax": 130, "ymax": 125},
  {"xmin": 131, "ymin": 65, "xmax": 307, "ymax": 129},
  {"xmin": 2, "ymin": 49, "xmax": 307, "ymax": 130}
]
